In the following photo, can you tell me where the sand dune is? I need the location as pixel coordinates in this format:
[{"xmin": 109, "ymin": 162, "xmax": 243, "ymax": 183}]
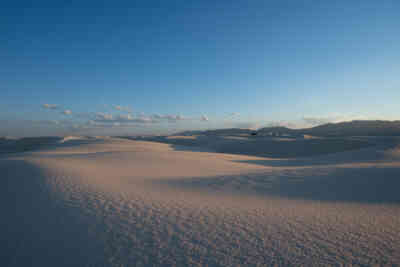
[
  {"xmin": 58, "ymin": 135, "xmax": 91, "ymax": 143},
  {"xmin": 2, "ymin": 137, "xmax": 400, "ymax": 266},
  {"xmin": 133, "ymin": 134, "xmax": 379, "ymax": 158}
]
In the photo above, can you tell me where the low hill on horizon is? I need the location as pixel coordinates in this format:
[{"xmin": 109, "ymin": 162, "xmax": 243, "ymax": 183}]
[
  {"xmin": 259, "ymin": 120, "xmax": 400, "ymax": 137},
  {"xmin": 177, "ymin": 120, "xmax": 400, "ymax": 138}
]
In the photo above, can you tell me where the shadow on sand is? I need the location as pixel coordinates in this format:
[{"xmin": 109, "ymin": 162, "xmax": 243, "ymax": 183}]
[
  {"xmin": 136, "ymin": 135, "xmax": 383, "ymax": 158},
  {"xmin": 0, "ymin": 159, "xmax": 105, "ymax": 266},
  {"xmin": 158, "ymin": 165, "xmax": 400, "ymax": 204}
]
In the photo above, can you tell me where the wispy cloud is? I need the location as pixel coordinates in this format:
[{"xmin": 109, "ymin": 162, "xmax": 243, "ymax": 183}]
[
  {"xmin": 200, "ymin": 115, "xmax": 209, "ymax": 121},
  {"xmin": 302, "ymin": 113, "xmax": 371, "ymax": 126},
  {"xmin": 95, "ymin": 112, "xmax": 114, "ymax": 121},
  {"xmin": 92, "ymin": 112, "xmax": 192, "ymax": 127},
  {"xmin": 232, "ymin": 121, "xmax": 259, "ymax": 129},
  {"xmin": 302, "ymin": 116, "xmax": 333, "ymax": 126},
  {"xmin": 151, "ymin": 114, "xmax": 187, "ymax": 122},
  {"xmin": 94, "ymin": 113, "xmax": 156, "ymax": 125},
  {"xmin": 36, "ymin": 119, "xmax": 60, "ymax": 125},
  {"xmin": 262, "ymin": 121, "xmax": 299, "ymax": 129},
  {"xmin": 228, "ymin": 112, "xmax": 240, "ymax": 117},
  {"xmin": 165, "ymin": 114, "xmax": 185, "ymax": 122},
  {"xmin": 114, "ymin": 105, "xmax": 132, "ymax": 113},
  {"xmin": 42, "ymin": 104, "xmax": 58, "ymax": 110}
]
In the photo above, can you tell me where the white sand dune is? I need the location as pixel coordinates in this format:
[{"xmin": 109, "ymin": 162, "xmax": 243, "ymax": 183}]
[
  {"xmin": 2, "ymin": 137, "xmax": 400, "ymax": 266},
  {"xmin": 59, "ymin": 135, "xmax": 90, "ymax": 143}
]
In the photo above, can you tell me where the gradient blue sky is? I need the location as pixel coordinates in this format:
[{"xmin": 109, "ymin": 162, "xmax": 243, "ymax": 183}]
[{"xmin": 1, "ymin": 1, "xmax": 399, "ymax": 136}]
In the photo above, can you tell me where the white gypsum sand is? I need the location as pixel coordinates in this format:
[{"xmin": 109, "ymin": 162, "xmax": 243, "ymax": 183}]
[{"xmin": 1, "ymin": 137, "xmax": 400, "ymax": 266}]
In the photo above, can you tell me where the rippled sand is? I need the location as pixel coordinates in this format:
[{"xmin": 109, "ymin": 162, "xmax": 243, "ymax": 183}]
[{"xmin": 1, "ymin": 137, "xmax": 400, "ymax": 266}]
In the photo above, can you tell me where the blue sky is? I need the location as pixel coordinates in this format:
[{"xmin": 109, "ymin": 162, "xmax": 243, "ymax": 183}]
[{"xmin": 1, "ymin": 1, "xmax": 399, "ymax": 136}]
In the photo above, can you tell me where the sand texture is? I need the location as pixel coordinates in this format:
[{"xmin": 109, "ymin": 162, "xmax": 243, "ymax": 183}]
[{"xmin": 1, "ymin": 136, "xmax": 400, "ymax": 266}]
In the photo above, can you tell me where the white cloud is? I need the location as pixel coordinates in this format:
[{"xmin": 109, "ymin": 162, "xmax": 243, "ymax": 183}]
[
  {"xmin": 164, "ymin": 115, "xmax": 186, "ymax": 122},
  {"xmin": 224, "ymin": 113, "xmax": 240, "ymax": 121},
  {"xmin": 262, "ymin": 121, "xmax": 299, "ymax": 129},
  {"xmin": 34, "ymin": 120, "xmax": 60, "ymax": 125},
  {"xmin": 115, "ymin": 114, "xmax": 133, "ymax": 121},
  {"xmin": 93, "ymin": 113, "xmax": 157, "ymax": 125},
  {"xmin": 62, "ymin": 110, "xmax": 72, "ymax": 115},
  {"xmin": 151, "ymin": 114, "xmax": 187, "ymax": 122},
  {"xmin": 95, "ymin": 112, "xmax": 113, "ymax": 121},
  {"xmin": 233, "ymin": 122, "xmax": 259, "ymax": 129},
  {"xmin": 42, "ymin": 104, "xmax": 58, "ymax": 110},
  {"xmin": 173, "ymin": 115, "xmax": 185, "ymax": 121},
  {"xmin": 303, "ymin": 117, "xmax": 334, "ymax": 126},
  {"xmin": 302, "ymin": 114, "xmax": 370, "ymax": 127},
  {"xmin": 92, "ymin": 112, "xmax": 191, "ymax": 126},
  {"xmin": 114, "ymin": 105, "xmax": 132, "ymax": 113},
  {"xmin": 134, "ymin": 117, "xmax": 155, "ymax": 123},
  {"xmin": 200, "ymin": 115, "xmax": 209, "ymax": 121},
  {"xmin": 72, "ymin": 112, "xmax": 92, "ymax": 119}
]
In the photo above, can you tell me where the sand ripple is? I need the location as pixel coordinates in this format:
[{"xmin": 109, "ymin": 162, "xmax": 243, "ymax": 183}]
[{"xmin": 2, "ymin": 138, "xmax": 400, "ymax": 266}]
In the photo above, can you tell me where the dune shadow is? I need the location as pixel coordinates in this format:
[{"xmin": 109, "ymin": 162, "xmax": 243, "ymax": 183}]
[
  {"xmin": 131, "ymin": 135, "xmax": 380, "ymax": 158},
  {"xmin": 0, "ymin": 158, "xmax": 105, "ymax": 266},
  {"xmin": 231, "ymin": 158, "xmax": 338, "ymax": 167},
  {"xmin": 214, "ymin": 138, "xmax": 373, "ymax": 158},
  {"xmin": 171, "ymin": 145, "xmax": 216, "ymax": 152},
  {"xmin": 157, "ymin": 165, "xmax": 400, "ymax": 204},
  {"xmin": 267, "ymin": 166, "xmax": 400, "ymax": 204},
  {"xmin": 231, "ymin": 156, "xmax": 383, "ymax": 167},
  {"xmin": 0, "ymin": 137, "xmax": 62, "ymax": 154}
]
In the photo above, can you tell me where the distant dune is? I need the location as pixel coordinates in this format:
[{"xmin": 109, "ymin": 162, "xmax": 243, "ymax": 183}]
[
  {"xmin": 59, "ymin": 135, "xmax": 90, "ymax": 143},
  {"xmin": 1, "ymin": 134, "xmax": 400, "ymax": 266},
  {"xmin": 130, "ymin": 134, "xmax": 379, "ymax": 158},
  {"xmin": 0, "ymin": 136, "xmax": 61, "ymax": 154}
]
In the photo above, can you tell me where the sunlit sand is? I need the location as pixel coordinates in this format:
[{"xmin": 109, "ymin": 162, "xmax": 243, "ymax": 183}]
[{"xmin": 2, "ymin": 136, "xmax": 400, "ymax": 266}]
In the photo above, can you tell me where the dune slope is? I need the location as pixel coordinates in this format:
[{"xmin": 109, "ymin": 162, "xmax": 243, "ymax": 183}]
[{"xmin": 2, "ymin": 138, "xmax": 400, "ymax": 266}]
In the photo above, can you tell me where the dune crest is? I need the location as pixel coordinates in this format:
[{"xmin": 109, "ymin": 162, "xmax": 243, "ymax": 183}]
[{"xmin": 59, "ymin": 135, "xmax": 89, "ymax": 143}]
